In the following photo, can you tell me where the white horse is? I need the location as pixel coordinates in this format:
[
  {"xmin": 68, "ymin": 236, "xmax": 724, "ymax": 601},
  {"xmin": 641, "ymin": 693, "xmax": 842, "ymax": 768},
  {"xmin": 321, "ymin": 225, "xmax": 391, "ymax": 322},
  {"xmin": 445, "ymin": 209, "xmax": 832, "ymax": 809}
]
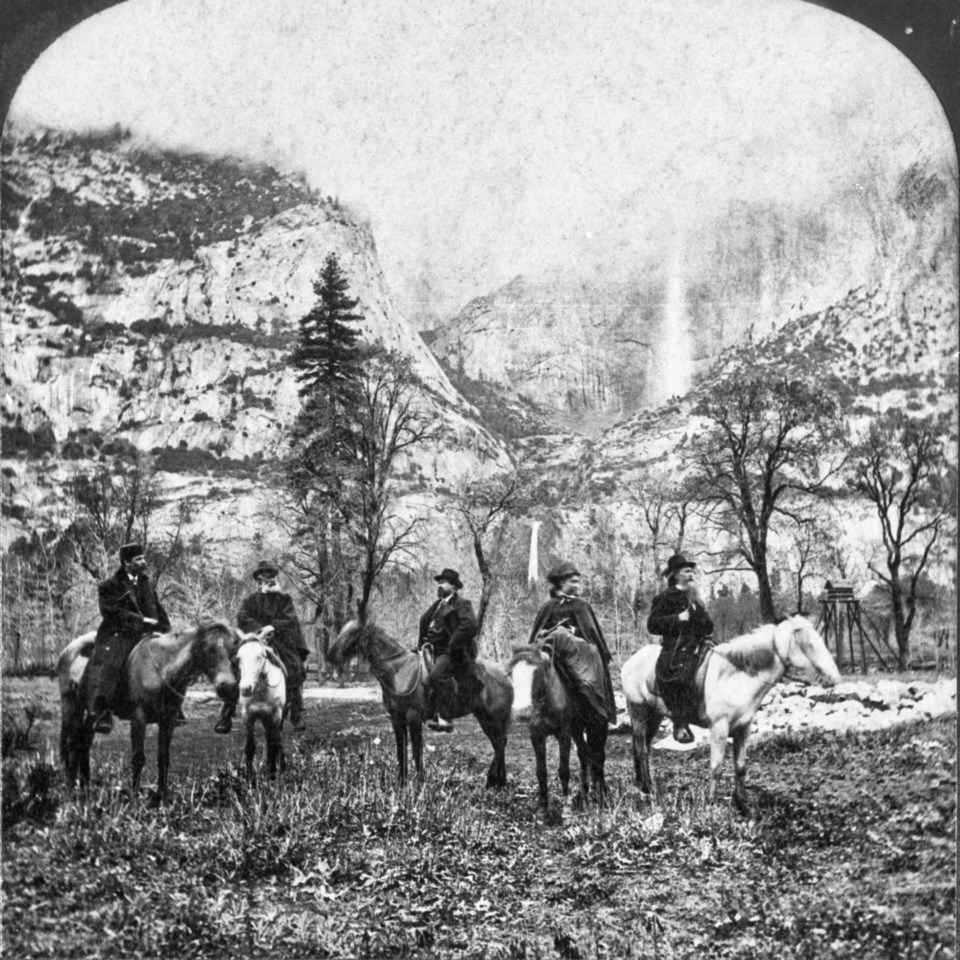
[
  {"xmin": 621, "ymin": 615, "xmax": 841, "ymax": 815},
  {"xmin": 235, "ymin": 635, "xmax": 287, "ymax": 779}
]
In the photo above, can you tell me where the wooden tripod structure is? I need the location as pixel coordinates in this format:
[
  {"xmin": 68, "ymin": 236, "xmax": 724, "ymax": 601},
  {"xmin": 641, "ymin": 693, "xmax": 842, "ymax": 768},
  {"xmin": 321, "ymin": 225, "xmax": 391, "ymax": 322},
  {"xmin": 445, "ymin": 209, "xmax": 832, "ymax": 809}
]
[{"xmin": 816, "ymin": 580, "xmax": 895, "ymax": 672}]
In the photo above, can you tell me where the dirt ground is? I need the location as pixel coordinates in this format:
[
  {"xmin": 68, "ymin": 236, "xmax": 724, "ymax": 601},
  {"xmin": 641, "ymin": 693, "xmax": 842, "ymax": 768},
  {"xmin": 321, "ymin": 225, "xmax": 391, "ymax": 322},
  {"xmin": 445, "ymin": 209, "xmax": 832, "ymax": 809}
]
[{"xmin": 2, "ymin": 675, "xmax": 956, "ymax": 959}]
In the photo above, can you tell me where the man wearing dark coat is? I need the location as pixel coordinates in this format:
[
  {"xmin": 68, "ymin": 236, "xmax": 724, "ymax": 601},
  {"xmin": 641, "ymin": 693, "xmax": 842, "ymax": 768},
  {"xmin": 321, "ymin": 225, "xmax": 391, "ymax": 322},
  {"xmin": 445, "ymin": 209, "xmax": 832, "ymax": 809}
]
[
  {"xmin": 528, "ymin": 561, "xmax": 618, "ymax": 723},
  {"xmin": 86, "ymin": 542, "xmax": 171, "ymax": 734},
  {"xmin": 216, "ymin": 559, "xmax": 310, "ymax": 733},
  {"xmin": 647, "ymin": 553, "xmax": 715, "ymax": 743},
  {"xmin": 417, "ymin": 568, "xmax": 480, "ymax": 733}
]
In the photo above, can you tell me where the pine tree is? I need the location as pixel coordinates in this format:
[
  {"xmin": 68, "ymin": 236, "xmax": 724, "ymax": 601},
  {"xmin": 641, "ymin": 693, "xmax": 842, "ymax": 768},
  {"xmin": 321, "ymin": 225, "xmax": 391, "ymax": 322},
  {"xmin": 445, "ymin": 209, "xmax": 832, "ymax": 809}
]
[{"xmin": 290, "ymin": 252, "xmax": 365, "ymax": 411}]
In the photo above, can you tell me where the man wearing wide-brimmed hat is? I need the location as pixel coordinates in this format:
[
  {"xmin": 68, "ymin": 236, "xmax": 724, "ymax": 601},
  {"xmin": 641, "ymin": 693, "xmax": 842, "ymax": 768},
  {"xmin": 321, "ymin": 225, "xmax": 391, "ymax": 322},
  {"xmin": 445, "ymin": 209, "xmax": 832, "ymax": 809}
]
[
  {"xmin": 85, "ymin": 542, "xmax": 171, "ymax": 734},
  {"xmin": 215, "ymin": 559, "xmax": 310, "ymax": 734},
  {"xmin": 647, "ymin": 553, "xmax": 715, "ymax": 743},
  {"xmin": 528, "ymin": 561, "xmax": 617, "ymax": 724},
  {"xmin": 417, "ymin": 567, "xmax": 479, "ymax": 733}
]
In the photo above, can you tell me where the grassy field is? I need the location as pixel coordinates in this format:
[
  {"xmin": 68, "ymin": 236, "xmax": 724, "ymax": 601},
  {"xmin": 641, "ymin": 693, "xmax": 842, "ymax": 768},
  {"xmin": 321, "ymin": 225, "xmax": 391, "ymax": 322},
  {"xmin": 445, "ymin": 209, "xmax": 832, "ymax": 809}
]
[{"xmin": 2, "ymin": 678, "xmax": 956, "ymax": 960}]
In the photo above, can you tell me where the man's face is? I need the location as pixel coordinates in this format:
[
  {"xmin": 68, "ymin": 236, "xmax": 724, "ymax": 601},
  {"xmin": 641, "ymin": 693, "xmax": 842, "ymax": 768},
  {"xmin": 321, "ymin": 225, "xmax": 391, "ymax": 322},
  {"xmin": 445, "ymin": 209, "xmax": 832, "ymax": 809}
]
[
  {"xmin": 560, "ymin": 574, "xmax": 582, "ymax": 596},
  {"xmin": 676, "ymin": 567, "xmax": 696, "ymax": 590},
  {"xmin": 437, "ymin": 579, "xmax": 455, "ymax": 598},
  {"xmin": 257, "ymin": 575, "xmax": 280, "ymax": 593},
  {"xmin": 124, "ymin": 556, "xmax": 147, "ymax": 577}
]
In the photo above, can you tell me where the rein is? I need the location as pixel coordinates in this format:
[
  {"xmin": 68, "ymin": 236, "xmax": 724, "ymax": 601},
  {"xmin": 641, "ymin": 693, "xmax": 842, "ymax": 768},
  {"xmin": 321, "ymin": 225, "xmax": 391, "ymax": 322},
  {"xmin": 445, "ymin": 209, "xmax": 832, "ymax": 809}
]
[{"xmin": 362, "ymin": 631, "xmax": 424, "ymax": 699}]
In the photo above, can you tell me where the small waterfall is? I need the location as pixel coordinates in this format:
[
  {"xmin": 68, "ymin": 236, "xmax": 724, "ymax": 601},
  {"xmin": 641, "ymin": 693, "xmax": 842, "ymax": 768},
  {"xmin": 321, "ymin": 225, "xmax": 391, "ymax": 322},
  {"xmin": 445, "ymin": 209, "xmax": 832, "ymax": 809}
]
[{"xmin": 527, "ymin": 521, "xmax": 542, "ymax": 584}]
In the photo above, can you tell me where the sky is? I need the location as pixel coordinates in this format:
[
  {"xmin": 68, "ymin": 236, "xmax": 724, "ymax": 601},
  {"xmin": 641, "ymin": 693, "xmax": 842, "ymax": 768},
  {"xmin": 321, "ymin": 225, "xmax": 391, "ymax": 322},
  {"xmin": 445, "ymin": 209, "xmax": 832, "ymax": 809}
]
[{"xmin": 8, "ymin": 0, "xmax": 956, "ymax": 317}]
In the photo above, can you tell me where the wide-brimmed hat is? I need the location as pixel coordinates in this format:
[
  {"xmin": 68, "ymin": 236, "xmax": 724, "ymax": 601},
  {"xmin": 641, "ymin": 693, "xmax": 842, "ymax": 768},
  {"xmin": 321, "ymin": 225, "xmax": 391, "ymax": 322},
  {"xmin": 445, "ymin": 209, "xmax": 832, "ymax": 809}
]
[
  {"xmin": 434, "ymin": 568, "xmax": 463, "ymax": 590},
  {"xmin": 119, "ymin": 543, "xmax": 145, "ymax": 564},
  {"xmin": 252, "ymin": 559, "xmax": 281, "ymax": 580},
  {"xmin": 661, "ymin": 554, "xmax": 696, "ymax": 578},
  {"xmin": 546, "ymin": 561, "xmax": 581, "ymax": 586}
]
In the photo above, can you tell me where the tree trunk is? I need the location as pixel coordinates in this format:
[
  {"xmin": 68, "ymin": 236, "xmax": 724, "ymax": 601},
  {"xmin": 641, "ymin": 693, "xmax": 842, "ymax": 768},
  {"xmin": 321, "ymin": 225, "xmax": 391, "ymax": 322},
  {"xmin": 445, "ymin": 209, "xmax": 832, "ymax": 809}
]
[
  {"xmin": 752, "ymin": 544, "xmax": 777, "ymax": 623},
  {"xmin": 889, "ymin": 576, "xmax": 910, "ymax": 669},
  {"xmin": 473, "ymin": 533, "xmax": 494, "ymax": 642}
]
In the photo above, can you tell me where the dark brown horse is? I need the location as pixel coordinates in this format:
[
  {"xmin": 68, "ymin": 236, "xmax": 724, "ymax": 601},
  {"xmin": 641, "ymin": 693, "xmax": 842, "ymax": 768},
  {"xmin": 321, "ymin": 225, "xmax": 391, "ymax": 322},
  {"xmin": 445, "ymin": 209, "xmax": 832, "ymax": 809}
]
[
  {"xmin": 58, "ymin": 622, "xmax": 238, "ymax": 802},
  {"xmin": 328, "ymin": 619, "xmax": 513, "ymax": 787},
  {"xmin": 509, "ymin": 639, "xmax": 609, "ymax": 808}
]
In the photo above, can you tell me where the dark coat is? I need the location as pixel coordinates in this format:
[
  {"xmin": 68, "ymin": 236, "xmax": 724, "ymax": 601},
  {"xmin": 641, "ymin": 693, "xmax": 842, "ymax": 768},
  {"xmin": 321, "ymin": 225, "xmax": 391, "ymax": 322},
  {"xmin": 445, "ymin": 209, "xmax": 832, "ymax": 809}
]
[
  {"xmin": 647, "ymin": 586, "xmax": 714, "ymax": 701},
  {"xmin": 86, "ymin": 568, "xmax": 171, "ymax": 709},
  {"xmin": 646, "ymin": 586, "xmax": 714, "ymax": 651},
  {"xmin": 418, "ymin": 593, "xmax": 478, "ymax": 660},
  {"xmin": 529, "ymin": 593, "xmax": 617, "ymax": 722},
  {"xmin": 528, "ymin": 595, "xmax": 614, "ymax": 664},
  {"xmin": 237, "ymin": 591, "xmax": 309, "ymax": 676}
]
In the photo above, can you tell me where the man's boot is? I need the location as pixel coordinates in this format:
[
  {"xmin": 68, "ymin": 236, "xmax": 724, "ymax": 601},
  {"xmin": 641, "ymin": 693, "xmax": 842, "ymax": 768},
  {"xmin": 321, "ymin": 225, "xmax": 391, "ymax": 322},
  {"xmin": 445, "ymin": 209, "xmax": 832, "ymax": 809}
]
[
  {"xmin": 427, "ymin": 678, "xmax": 456, "ymax": 732},
  {"xmin": 214, "ymin": 702, "xmax": 235, "ymax": 734}
]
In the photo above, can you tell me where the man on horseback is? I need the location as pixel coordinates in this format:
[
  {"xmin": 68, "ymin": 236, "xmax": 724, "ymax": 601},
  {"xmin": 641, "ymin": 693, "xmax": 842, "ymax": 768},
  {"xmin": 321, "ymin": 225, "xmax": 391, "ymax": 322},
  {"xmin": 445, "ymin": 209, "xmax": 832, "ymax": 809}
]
[
  {"xmin": 216, "ymin": 559, "xmax": 310, "ymax": 733},
  {"xmin": 647, "ymin": 553, "xmax": 715, "ymax": 743},
  {"xmin": 528, "ymin": 562, "xmax": 618, "ymax": 724},
  {"xmin": 86, "ymin": 542, "xmax": 171, "ymax": 734},
  {"xmin": 418, "ymin": 568, "xmax": 480, "ymax": 733}
]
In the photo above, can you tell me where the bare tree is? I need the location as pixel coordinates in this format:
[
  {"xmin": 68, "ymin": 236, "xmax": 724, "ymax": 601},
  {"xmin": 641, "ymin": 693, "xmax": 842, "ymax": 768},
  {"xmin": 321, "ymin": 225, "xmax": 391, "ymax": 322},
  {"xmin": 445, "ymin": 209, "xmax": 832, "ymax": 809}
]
[
  {"xmin": 343, "ymin": 351, "xmax": 440, "ymax": 619},
  {"xmin": 849, "ymin": 411, "xmax": 955, "ymax": 668},
  {"xmin": 450, "ymin": 466, "xmax": 532, "ymax": 635},
  {"xmin": 687, "ymin": 376, "xmax": 847, "ymax": 622}
]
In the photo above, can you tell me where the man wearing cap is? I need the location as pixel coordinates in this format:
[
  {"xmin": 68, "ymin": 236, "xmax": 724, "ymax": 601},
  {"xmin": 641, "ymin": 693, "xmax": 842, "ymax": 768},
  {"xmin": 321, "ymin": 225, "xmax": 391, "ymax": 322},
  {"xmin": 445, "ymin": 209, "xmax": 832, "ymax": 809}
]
[
  {"xmin": 528, "ymin": 561, "xmax": 618, "ymax": 723},
  {"xmin": 216, "ymin": 559, "xmax": 310, "ymax": 733},
  {"xmin": 417, "ymin": 568, "xmax": 480, "ymax": 733},
  {"xmin": 647, "ymin": 553, "xmax": 715, "ymax": 743},
  {"xmin": 86, "ymin": 543, "xmax": 171, "ymax": 734}
]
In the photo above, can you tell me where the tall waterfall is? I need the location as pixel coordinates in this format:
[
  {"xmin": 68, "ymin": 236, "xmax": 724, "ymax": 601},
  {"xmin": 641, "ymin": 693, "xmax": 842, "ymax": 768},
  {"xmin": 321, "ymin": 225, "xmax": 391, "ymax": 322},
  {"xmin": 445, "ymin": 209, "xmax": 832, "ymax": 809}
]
[
  {"xmin": 649, "ymin": 227, "xmax": 693, "ymax": 405},
  {"xmin": 527, "ymin": 521, "xmax": 542, "ymax": 584}
]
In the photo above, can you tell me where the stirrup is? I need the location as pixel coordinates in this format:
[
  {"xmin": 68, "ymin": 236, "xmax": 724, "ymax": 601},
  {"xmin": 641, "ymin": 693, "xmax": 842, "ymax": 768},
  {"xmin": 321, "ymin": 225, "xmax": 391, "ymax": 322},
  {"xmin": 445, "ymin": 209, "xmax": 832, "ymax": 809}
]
[
  {"xmin": 92, "ymin": 712, "xmax": 114, "ymax": 734},
  {"xmin": 214, "ymin": 717, "xmax": 233, "ymax": 734},
  {"xmin": 673, "ymin": 722, "xmax": 694, "ymax": 744}
]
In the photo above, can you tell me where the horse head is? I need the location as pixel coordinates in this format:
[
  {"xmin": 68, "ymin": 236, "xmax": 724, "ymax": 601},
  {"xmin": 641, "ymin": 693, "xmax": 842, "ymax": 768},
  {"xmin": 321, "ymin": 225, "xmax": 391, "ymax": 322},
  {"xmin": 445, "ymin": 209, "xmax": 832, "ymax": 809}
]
[
  {"xmin": 236, "ymin": 638, "xmax": 286, "ymax": 699},
  {"xmin": 776, "ymin": 616, "xmax": 842, "ymax": 686},
  {"xmin": 193, "ymin": 620, "xmax": 241, "ymax": 702},
  {"xmin": 329, "ymin": 619, "xmax": 364, "ymax": 668},
  {"xmin": 508, "ymin": 645, "xmax": 549, "ymax": 722}
]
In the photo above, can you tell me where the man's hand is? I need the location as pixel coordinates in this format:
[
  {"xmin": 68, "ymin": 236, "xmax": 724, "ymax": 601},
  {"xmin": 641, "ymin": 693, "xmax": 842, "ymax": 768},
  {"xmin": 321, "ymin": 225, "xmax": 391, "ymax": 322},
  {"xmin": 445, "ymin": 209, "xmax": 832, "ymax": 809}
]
[
  {"xmin": 144, "ymin": 617, "xmax": 158, "ymax": 626},
  {"xmin": 678, "ymin": 610, "xmax": 690, "ymax": 623}
]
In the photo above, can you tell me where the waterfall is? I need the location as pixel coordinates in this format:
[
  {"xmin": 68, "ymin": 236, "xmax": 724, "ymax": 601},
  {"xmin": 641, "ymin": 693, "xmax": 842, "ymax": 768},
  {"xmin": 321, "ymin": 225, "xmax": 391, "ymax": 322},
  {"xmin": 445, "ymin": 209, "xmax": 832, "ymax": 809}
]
[
  {"xmin": 527, "ymin": 521, "xmax": 542, "ymax": 584},
  {"xmin": 649, "ymin": 225, "xmax": 692, "ymax": 406}
]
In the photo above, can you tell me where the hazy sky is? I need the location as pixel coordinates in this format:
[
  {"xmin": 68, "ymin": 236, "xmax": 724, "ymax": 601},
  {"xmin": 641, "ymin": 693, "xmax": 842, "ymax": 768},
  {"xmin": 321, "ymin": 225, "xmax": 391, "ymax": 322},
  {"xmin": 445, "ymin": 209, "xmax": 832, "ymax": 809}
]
[{"xmin": 9, "ymin": 0, "xmax": 955, "ymax": 315}]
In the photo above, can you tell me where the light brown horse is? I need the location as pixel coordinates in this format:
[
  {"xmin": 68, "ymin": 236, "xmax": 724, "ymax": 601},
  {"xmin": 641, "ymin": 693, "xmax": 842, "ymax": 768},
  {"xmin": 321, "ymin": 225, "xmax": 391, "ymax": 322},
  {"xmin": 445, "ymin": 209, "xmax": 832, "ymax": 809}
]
[
  {"xmin": 58, "ymin": 621, "xmax": 238, "ymax": 803},
  {"xmin": 328, "ymin": 619, "xmax": 514, "ymax": 786},
  {"xmin": 621, "ymin": 615, "xmax": 841, "ymax": 816}
]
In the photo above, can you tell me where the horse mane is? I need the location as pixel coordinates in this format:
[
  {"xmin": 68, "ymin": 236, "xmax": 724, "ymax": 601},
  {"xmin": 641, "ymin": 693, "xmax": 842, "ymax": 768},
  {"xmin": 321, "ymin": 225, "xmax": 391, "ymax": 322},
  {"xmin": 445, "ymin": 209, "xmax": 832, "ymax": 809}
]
[
  {"xmin": 508, "ymin": 644, "xmax": 544, "ymax": 672},
  {"xmin": 713, "ymin": 622, "xmax": 779, "ymax": 676}
]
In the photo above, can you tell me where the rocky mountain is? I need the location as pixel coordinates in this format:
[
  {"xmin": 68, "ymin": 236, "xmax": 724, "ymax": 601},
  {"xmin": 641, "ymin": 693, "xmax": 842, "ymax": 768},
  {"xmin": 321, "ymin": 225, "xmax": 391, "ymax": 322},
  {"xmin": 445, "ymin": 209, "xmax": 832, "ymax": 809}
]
[
  {"xmin": 1, "ymin": 126, "xmax": 509, "ymax": 555},
  {"xmin": 428, "ymin": 163, "xmax": 957, "ymax": 437}
]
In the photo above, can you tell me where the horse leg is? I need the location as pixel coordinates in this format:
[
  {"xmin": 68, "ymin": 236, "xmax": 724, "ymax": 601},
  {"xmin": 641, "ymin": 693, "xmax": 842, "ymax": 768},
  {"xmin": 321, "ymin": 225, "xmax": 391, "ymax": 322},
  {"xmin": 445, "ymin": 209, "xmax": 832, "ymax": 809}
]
[
  {"xmin": 630, "ymin": 703, "xmax": 661, "ymax": 796},
  {"xmin": 707, "ymin": 719, "xmax": 729, "ymax": 805},
  {"xmin": 558, "ymin": 731, "xmax": 572, "ymax": 797},
  {"xmin": 392, "ymin": 714, "xmax": 408, "ymax": 785},
  {"xmin": 266, "ymin": 721, "xmax": 284, "ymax": 780},
  {"xmin": 245, "ymin": 721, "xmax": 257, "ymax": 780},
  {"xmin": 731, "ymin": 725, "xmax": 754, "ymax": 818},
  {"xmin": 130, "ymin": 713, "xmax": 148, "ymax": 801},
  {"xmin": 571, "ymin": 719, "xmax": 590, "ymax": 805},
  {"xmin": 156, "ymin": 719, "xmax": 176, "ymax": 805},
  {"xmin": 410, "ymin": 717, "xmax": 424, "ymax": 782},
  {"xmin": 59, "ymin": 695, "xmax": 82, "ymax": 786},
  {"xmin": 475, "ymin": 711, "xmax": 507, "ymax": 789},
  {"xmin": 588, "ymin": 721, "xmax": 608, "ymax": 807},
  {"xmin": 531, "ymin": 725, "xmax": 550, "ymax": 808}
]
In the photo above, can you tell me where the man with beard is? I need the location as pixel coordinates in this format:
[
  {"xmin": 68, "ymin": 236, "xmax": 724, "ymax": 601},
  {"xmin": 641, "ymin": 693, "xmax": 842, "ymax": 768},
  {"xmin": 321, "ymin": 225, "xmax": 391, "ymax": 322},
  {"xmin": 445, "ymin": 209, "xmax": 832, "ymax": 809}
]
[
  {"xmin": 647, "ymin": 553, "xmax": 715, "ymax": 743},
  {"xmin": 215, "ymin": 559, "xmax": 310, "ymax": 733},
  {"xmin": 418, "ymin": 568, "xmax": 480, "ymax": 733},
  {"xmin": 86, "ymin": 542, "xmax": 171, "ymax": 734}
]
